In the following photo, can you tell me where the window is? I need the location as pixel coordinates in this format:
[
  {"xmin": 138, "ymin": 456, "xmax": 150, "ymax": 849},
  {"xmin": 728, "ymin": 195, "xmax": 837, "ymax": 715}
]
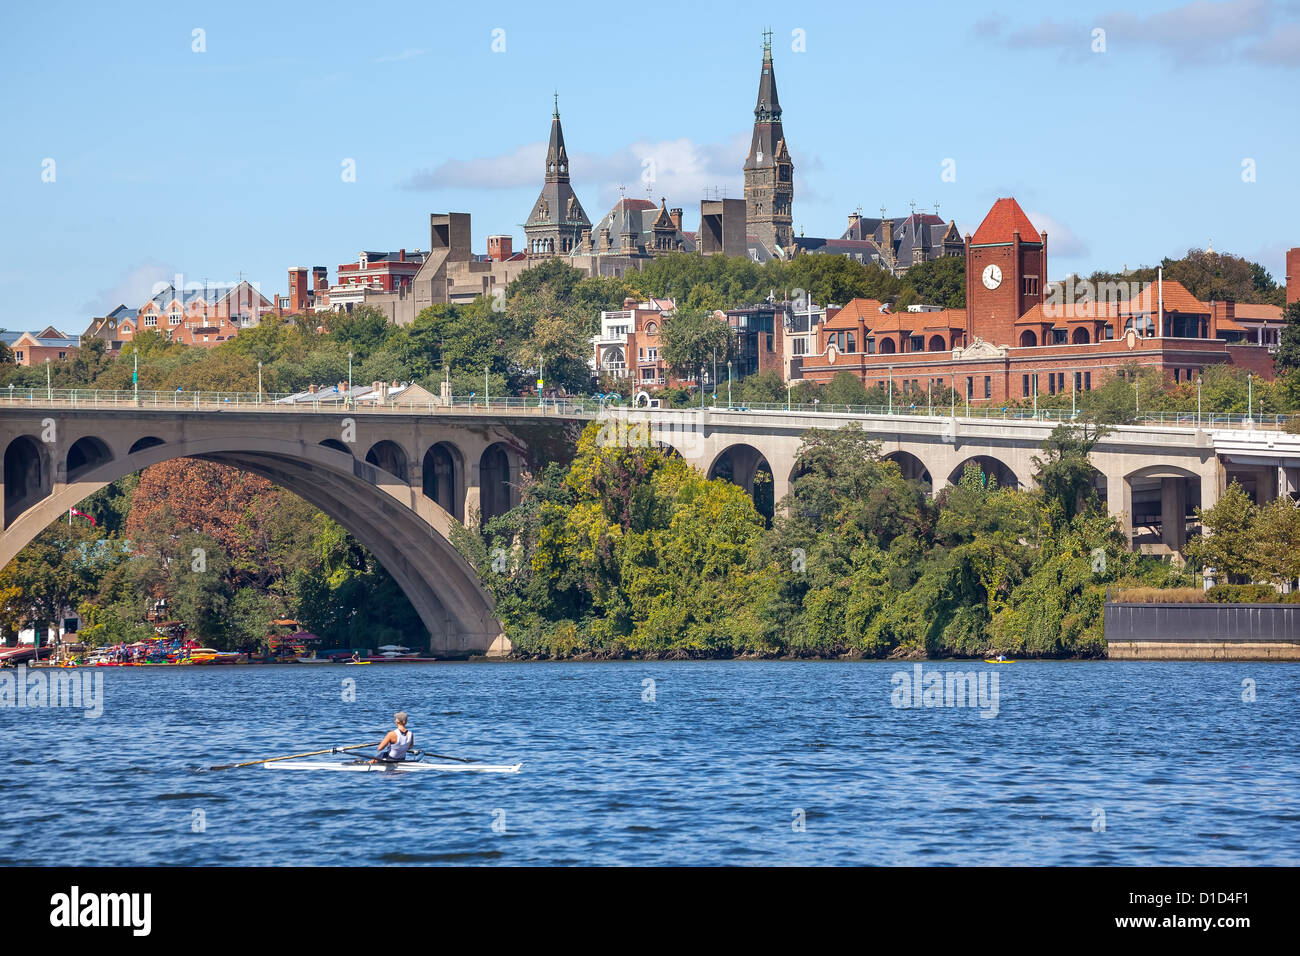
[
  {"xmin": 1052, "ymin": 328, "xmax": 1068, "ymax": 345},
  {"xmin": 966, "ymin": 377, "xmax": 973, "ymax": 399},
  {"xmin": 144, "ymin": 315, "xmax": 157, "ymax": 327},
  {"xmin": 792, "ymin": 339, "xmax": 808, "ymax": 356},
  {"xmin": 1074, "ymin": 371, "xmax": 1083, "ymax": 391},
  {"xmin": 845, "ymin": 333, "xmax": 855, "ymax": 353},
  {"xmin": 1084, "ymin": 371, "xmax": 1092, "ymax": 390},
  {"xmin": 647, "ymin": 348, "xmax": 658, "ymax": 362},
  {"xmin": 1049, "ymin": 374, "xmax": 1056, "ymax": 396},
  {"xmin": 58, "ymin": 351, "xmax": 66, "ymax": 359},
  {"xmin": 984, "ymin": 376, "xmax": 991, "ymax": 399},
  {"xmin": 1022, "ymin": 374, "xmax": 1030, "ymax": 398},
  {"xmin": 15, "ymin": 350, "xmax": 23, "ymax": 362},
  {"xmin": 867, "ymin": 339, "xmax": 876, "ymax": 354},
  {"xmin": 170, "ymin": 314, "xmax": 182, "ymax": 325}
]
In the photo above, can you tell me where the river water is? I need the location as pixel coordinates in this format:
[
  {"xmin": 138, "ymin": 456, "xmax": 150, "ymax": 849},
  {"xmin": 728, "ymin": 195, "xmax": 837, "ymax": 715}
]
[{"xmin": 1, "ymin": 660, "xmax": 1295, "ymax": 865}]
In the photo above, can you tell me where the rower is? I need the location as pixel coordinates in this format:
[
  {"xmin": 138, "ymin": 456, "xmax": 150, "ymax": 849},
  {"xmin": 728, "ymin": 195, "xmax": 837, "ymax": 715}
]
[{"xmin": 372, "ymin": 712, "xmax": 414, "ymax": 764}]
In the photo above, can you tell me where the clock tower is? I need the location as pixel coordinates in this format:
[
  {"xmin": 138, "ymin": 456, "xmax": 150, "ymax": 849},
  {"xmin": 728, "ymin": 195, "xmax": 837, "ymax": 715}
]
[
  {"xmin": 965, "ymin": 197, "xmax": 1047, "ymax": 347},
  {"xmin": 744, "ymin": 31, "xmax": 794, "ymax": 255}
]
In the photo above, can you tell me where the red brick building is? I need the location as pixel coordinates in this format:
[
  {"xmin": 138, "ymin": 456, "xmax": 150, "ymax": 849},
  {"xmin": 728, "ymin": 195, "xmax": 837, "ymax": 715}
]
[
  {"xmin": 116, "ymin": 281, "xmax": 272, "ymax": 348},
  {"xmin": 799, "ymin": 197, "xmax": 1280, "ymax": 403}
]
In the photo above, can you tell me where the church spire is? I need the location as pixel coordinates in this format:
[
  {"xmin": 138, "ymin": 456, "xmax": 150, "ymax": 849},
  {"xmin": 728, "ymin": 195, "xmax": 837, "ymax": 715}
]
[
  {"xmin": 743, "ymin": 30, "xmax": 794, "ymax": 253},
  {"xmin": 546, "ymin": 93, "xmax": 569, "ymax": 184},
  {"xmin": 754, "ymin": 29, "xmax": 781, "ymax": 124}
]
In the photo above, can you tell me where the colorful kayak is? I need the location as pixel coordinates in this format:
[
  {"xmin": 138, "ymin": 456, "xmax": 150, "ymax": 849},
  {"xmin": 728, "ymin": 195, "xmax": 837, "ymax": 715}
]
[
  {"xmin": 264, "ymin": 759, "xmax": 521, "ymax": 774},
  {"xmin": 983, "ymin": 659, "xmax": 1016, "ymax": 664}
]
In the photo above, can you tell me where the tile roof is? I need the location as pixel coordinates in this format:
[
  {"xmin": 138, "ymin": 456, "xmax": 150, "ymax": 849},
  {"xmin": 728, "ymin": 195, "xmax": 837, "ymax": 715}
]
[
  {"xmin": 1123, "ymin": 279, "xmax": 1206, "ymax": 315},
  {"xmin": 1232, "ymin": 303, "xmax": 1284, "ymax": 321},
  {"xmin": 970, "ymin": 198, "xmax": 1041, "ymax": 245},
  {"xmin": 823, "ymin": 298, "xmax": 890, "ymax": 329}
]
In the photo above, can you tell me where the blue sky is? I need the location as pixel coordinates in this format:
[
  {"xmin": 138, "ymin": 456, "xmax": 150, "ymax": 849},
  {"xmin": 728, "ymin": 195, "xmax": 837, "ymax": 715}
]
[{"xmin": 2, "ymin": 0, "xmax": 1298, "ymax": 329}]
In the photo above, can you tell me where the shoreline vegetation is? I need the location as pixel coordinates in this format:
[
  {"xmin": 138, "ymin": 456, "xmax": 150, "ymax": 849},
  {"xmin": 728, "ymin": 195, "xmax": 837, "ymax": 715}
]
[{"xmin": 452, "ymin": 421, "xmax": 1298, "ymax": 661}]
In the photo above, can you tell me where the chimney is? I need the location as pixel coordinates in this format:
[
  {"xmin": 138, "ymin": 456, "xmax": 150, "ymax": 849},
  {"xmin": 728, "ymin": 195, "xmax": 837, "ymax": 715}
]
[
  {"xmin": 1287, "ymin": 247, "xmax": 1300, "ymax": 306},
  {"xmin": 670, "ymin": 208, "xmax": 683, "ymax": 232},
  {"xmin": 848, "ymin": 211, "xmax": 861, "ymax": 235},
  {"xmin": 313, "ymin": 266, "xmax": 328, "ymax": 292},
  {"xmin": 399, "ymin": 248, "xmax": 406, "ymax": 262}
]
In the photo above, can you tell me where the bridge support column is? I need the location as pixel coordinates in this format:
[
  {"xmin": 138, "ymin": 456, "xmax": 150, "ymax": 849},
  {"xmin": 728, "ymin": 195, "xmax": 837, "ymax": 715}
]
[
  {"xmin": 1106, "ymin": 471, "xmax": 1132, "ymax": 543},
  {"xmin": 1200, "ymin": 457, "xmax": 1224, "ymax": 512},
  {"xmin": 1160, "ymin": 477, "xmax": 1187, "ymax": 551}
]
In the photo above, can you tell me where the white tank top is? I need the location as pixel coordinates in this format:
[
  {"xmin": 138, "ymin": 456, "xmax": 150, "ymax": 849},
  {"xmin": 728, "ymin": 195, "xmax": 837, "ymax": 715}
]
[{"xmin": 388, "ymin": 728, "xmax": 412, "ymax": 760}]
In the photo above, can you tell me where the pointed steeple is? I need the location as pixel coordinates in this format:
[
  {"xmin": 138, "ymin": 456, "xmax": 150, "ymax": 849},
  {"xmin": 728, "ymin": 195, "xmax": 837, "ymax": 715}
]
[
  {"xmin": 753, "ymin": 29, "xmax": 781, "ymax": 124},
  {"xmin": 545, "ymin": 92, "xmax": 570, "ymax": 184},
  {"xmin": 525, "ymin": 94, "xmax": 590, "ymax": 258},
  {"xmin": 743, "ymin": 30, "xmax": 794, "ymax": 253}
]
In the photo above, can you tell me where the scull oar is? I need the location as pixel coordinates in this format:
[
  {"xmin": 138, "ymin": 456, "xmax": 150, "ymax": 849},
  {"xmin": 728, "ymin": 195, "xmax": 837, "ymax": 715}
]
[
  {"xmin": 411, "ymin": 749, "xmax": 478, "ymax": 764},
  {"xmin": 208, "ymin": 743, "xmax": 374, "ymax": 771}
]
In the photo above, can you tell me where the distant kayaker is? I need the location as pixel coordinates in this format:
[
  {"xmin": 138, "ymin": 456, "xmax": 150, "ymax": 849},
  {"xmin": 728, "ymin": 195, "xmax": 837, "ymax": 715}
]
[
  {"xmin": 350, "ymin": 651, "xmax": 361, "ymax": 663},
  {"xmin": 372, "ymin": 712, "xmax": 414, "ymax": 764}
]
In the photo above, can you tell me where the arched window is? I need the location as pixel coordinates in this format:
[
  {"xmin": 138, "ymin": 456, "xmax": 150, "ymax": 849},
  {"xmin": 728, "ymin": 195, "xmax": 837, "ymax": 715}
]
[{"xmin": 1019, "ymin": 330, "xmax": 1038, "ymax": 347}]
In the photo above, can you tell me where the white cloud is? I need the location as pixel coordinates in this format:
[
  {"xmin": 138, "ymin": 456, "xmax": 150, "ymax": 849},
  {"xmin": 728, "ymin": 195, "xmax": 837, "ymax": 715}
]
[
  {"xmin": 995, "ymin": 0, "xmax": 1296, "ymax": 66},
  {"xmin": 400, "ymin": 132, "xmax": 749, "ymax": 222},
  {"xmin": 79, "ymin": 259, "xmax": 178, "ymax": 315},
  {"xmin": 1027, "ymin": 211, "xmax": 1089, "ymax": 258},
  {"xmin": 1245, "ymin": 21, "xmax": 1300, "ymax": 62}
]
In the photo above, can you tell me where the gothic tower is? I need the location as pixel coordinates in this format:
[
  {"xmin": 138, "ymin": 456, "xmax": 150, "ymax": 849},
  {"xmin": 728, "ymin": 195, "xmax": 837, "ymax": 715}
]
[
  {"xmin": 524, "ymin": 95, "xmax": 591, "ymax": 257},
  {"xmin": 744, "ymin": 31, "xmax": 794, "ymax": 254}
]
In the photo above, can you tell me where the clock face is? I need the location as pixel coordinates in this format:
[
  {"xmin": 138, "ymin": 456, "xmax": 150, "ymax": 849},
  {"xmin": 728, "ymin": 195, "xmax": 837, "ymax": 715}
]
[{"xmin": 982, "ymin": 264, "xmax": 1003, "ymax": 290}]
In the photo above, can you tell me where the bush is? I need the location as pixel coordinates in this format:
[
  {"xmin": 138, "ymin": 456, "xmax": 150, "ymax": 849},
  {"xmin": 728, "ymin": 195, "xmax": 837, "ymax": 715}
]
[
  {"xmin": 1206, "ymin": 583, "xmax": 1282, "ymax": 603},
  {"xmin": 1114, "ymin": 587, "xmax": 1206, "ymax": 603}
]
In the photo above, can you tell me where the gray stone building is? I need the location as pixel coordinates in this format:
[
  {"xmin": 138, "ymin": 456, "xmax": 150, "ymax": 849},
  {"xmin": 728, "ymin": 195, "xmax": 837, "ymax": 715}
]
[
  {"xmin": 744, "ymin": 31, "xmax": 794, "ymax": 256},
  {"xmin": 523, "ymin": 98, "xmax": 592, "ymax": 257}
]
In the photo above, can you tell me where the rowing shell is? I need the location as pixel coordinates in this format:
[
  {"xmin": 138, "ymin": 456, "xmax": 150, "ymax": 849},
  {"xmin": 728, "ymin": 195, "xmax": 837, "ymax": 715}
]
[{"xmin": 265, "ymin": 760, "xmax": 521, "ymax": 774}]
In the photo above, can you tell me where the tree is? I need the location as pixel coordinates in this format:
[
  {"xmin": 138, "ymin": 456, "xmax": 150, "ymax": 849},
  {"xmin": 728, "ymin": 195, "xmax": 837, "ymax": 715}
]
[
  {"xmin": 1032, "ymin": 423, "xmax": 1110, "ymax": 527},
  {"xmin": 1275, "ymin": 301, "xmax": 1300, "ymax": 375},
  {"xmin": 1185, "ymin": 482, "xmax": 1256, "ymax": 583},
  {"xmin": 900, "ymin": 255, "xmax": 966, "ymax": 309},
  {"xmin": 824, "ymin": 371, "xmax": 868, "ymax": 406},
  {"xmin": 1247, "ymin": 496, "xmax": 1300, "ymax": 589},
  {"xmin": 660, "ymin": 309, "xmax": 733, "ymax": 381}
]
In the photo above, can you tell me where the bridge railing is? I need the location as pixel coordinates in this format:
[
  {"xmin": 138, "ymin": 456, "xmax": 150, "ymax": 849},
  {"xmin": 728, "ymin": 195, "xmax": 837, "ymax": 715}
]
[{"xmin": 2, "ymin": 387, "xmax": 1295, "ymax": 430}]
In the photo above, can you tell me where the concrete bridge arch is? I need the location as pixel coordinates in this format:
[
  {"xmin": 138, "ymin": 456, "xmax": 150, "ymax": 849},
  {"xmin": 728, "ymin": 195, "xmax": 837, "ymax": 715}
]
[{"xmin": 0, "ymin": 416, "xmax": 514, "ymax": 656}]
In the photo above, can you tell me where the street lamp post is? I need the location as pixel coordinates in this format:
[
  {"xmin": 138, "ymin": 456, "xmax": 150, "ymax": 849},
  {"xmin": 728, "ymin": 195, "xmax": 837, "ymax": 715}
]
[
  {"xmin": 1071, "ymin": 373, "xmax": 1076, "ymax": 418},
  {"xmin": 257, "ymin": 360, "xmax": 263, "ymax": 403},
  {"xmin": 1197, "ymin": 376, "xmax": 1202, "ymax": 426},
  {"xmin": 132, "ymin": 348, "xmax": 138, "ymax": 404},
  {"xmin": 347, "ymin": 351, "xmax": 353, "ymax": 407},
  {"xmin": 485, "ymin": 366, "xmax": 490, "ymax": 409},
  {"xmin": 786, "ymin": 380, "xmax": 792, "ymax": 411},
  {"xmin": 1247, "ymin": 373, "xmax": 1253, "ymax": 426},
  {"xmin": 700, "ymin": 366, "xmax": 705, "ymax": 409},
  {"xmin": 927, "ymin": 379, "xmax": 933, "ymax": 416},
  {"xmin": 888, "ymin": 365, "xmax": 893, "ymax": 415},
  {"xmin": 727, "ymin": 361, "xmax": 732, "ymax": 409},
  {"xmin": 45, "ymin": 358, "xmax": 51, "ymax": 401}
]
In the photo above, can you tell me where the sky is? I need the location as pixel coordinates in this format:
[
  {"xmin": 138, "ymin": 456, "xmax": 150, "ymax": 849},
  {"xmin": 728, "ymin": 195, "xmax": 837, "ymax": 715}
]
[{"xmin": 2, "ymin": 0, "xmax": 1298, "ymax": 329}]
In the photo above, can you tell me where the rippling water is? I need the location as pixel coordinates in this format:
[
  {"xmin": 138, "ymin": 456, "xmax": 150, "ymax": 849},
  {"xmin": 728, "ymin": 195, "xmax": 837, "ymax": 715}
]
[{"xmin": 1, "ymin": 661, "xmax": 1296, "ymax": 865}]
